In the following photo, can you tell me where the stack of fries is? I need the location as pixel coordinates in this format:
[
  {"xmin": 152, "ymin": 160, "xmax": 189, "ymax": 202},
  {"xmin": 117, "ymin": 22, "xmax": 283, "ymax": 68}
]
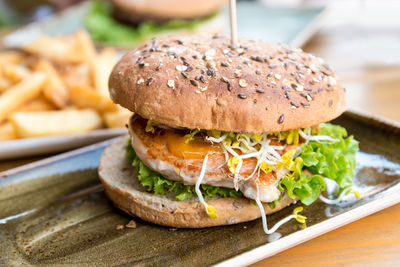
[{"xmin": 0, "ymin": 30, "xmax": 132, "ymax": 141}]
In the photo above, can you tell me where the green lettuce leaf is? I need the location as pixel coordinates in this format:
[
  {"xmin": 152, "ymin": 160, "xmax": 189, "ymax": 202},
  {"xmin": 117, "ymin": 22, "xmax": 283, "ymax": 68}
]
[
  {"xmin": 279, "ymin": 123, "xmax": 359, "ymax": 205},
  {"xmin": 126, "ymin": 138, "xmax": 242, "ymax": 201},
  {"xmin": 84, "ymin": 1, "xmax": 217, "ymax": 46}
]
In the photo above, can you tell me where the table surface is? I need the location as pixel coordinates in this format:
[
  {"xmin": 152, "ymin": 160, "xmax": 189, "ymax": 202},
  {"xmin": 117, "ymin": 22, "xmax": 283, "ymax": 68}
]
[
  {"xmin": 252, "ymin": 2, "xmax": 400, "ymax": 266},
  {"xmin": 1, "ymin": 2, "xmax": 400, "ymax": 266}
]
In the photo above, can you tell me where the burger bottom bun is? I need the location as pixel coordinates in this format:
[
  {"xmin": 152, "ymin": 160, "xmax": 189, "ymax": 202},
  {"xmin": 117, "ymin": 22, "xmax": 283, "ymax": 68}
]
[{"xmin": 98, "ymin": 136, "xmax": 296, "ymax": 228}]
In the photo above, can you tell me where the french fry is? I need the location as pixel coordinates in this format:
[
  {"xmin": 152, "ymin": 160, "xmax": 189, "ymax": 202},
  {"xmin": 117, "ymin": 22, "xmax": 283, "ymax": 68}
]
[
  {"xmin": 3, "ymin": 64, "xmax": 31, "ymax": 83},
  {"xmin": 34, "ymin": 60, "xmax": 69, "ymax": 108},
  {"xmin": 0, "ymin": 51, "xmax": 23, "ymax": 65},
  {"xmin": 0, "ymin": 30, "xmax": 124, "ymax": 143},
  {"xmin": 93, "ymin": 48, "xmax": 116, "ymax": 96},
  {"xmin": 0, "ymin": 77, "xmax": 12, "ymax": 93},
  {"xmin": 22, "ymin": 35, "xmax": 82, "ymax": 63},
  {"xmin": 0, "ymin": 72, "xmax": 47, "ymax": 124},
  {"xmin": 74, "ymin": 30, "xmax": 96, "ymax": 62},
  {"xmin": 103, "ymin": 106, "xmax": 132, "ymax": 128},
  {"xmin": 59, "ymin": 63, "xmax": 91, "ymax": 88},
  {"xmin": 9, "ymin": 109, "xmax": 102, "ymax": 138},
  {"xmin": 16, "ymin": 95, "xmax": 55, "ymax": 112},
  {"xmin": 69, "ymin": 84, "xmax": 117, "ymax": 112},
  {"xmin": 74, "ymin": 30, "xmax": 97, "ymax": 88},
  {"xmin": 0, "ymin": 122, "xmax": 17, "ymax": 141}
]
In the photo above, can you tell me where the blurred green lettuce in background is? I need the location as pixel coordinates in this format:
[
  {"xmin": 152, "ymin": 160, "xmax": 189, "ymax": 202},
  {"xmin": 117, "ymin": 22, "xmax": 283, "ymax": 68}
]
[{"xmin": 84, "ymin": 0, "xmax": 216, "ymax": 47}]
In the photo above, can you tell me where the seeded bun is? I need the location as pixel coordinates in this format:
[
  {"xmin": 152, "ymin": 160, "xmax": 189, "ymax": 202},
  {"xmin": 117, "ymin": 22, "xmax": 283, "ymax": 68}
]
[
  {"xmin": 99, "ymin": 136, "xmax": 295, "ymax": 228},
  {"xmin": 109, "ymin": 34, "xmax": 346, "ymax": 133},
  {"xmin": 111, "ymin": 0, "xmax": 227, "ymax": 24}
]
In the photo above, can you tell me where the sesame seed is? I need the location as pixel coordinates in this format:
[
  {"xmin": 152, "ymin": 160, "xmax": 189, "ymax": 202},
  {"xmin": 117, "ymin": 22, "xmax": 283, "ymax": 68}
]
[
  {"xmin": 268, "ymin": 64, "xmax": 277, "ymax": 69},
  {"xmin": 196, "ymin": 75, "xmax": 206, "ymax": 83},
  {"xmin": 256, "ymin": 89, "xmax": 265, "ymax": 93},
  {"xmin": 176, "ymin": 65, "xmax": 187, "ymax": 72},
  {"xmin": 176, "ymin": 39, "xmax": 184, "ymax": 45},
  {"xmin": 243, "ymin": 59, "xmax": 251, "ymax": 65},
  {"xmin": 263, "ymin": 56, "xmax": 271, "ymax": 63},
  {"xmin": 282, "ymin": 85, "xmax": 291, "ymax": 91},
  {"xmin": 321, "ymin": 70, "xmax": 330, "ymax": 76},
  {"xmin": 283, "ymin": 62, "xmax": 289, "ymax": 69},
  {"xmin": 136, "ymin": 57, "xmax": 143, "ymax": 64},
  {"xmin": 206, "ymin": 69, "xmax": 215, "ymax": 77},
  {"xmin": 146, "ymin": 77, "xmax": 154, "ymax": 86},
  {"xmin": 317, "ymin": 87, "xmax": 323, "ymax": 93},
  {"xmin": 192, "ymin": 54, "xmax": 198, "ymax": 59},
  {"xmin": 251, "ymin": 55, "xmax": 263, "ymax": 62},
  {"xmin": 137, "ymin": 78, "xmax": 144, "ymax": 85},
  {"xmin": 190, "ymin": 80, "xmax": 199, "ymax": 86},
  {"xmin": 167, "ymin": 80, "xmax": 175, "ymax": 88},
  {"xmin": 255, "ymin": 68, "xmax": 261, "ymax": 75},
  {"xmin": 239, "ymin": 79, "xmax": 248, "ymax": 88},
  {"xmin": 278, "ymin": 114, "xmax": 284, "ymax": 124},
  {"xmin": 290, "ymin": 101, "xmax": 299, "ymax": 107},
  {"xmin": 274, "ymin": 74, "xmax": 281, "ymax": 80},
  {"xmin": 328, "ymin": 76, "xmax": 337, "ymax": 85},
  {"xmin": 236, "ymin": 48, "xmax": 244, "ymax": 54},
  {"xmin": 181, "ymin": 72, "xmax": 188, "ymax": 79},
  {"xmin": 221, "ymin": 62, "xmax": 229, "ymax": 67},
  {"xmin": 200, "ymin": 86, "xmax": 208, "ymax": 92},
  {"xmin": 329, "ymin": 99, "xmax": 333, "ymax": 106},
  {"xmin": 138, "ymin": 63, "xmax": 148, "ymax": 68},
  {"xmin": 195, "ymin": 90, "xmax": 201, "ymax": 94},
  {"xmin": 234, "ymin": 69, "xmax": 242, "ymax": 78},
  {"xmin": 238, "ymin": 93, "xmax": 247, "ymax": 99},
  {"xmin": 291, "ymin": 83, "xmax": 304, "ymax": 92},
  {"xmin": 227, "ymin": 82, "xmax": 232, "ymax": 91},
  {"xmin": 301, "ymin": 102, "xmax": 310, "ymax": 107},
  {"xmin": 205, "ymin": 49, "xmax": 216, "ymax": 57},
  {"xmin": 220, "ymin": 76, "xmax": 229, "ymax": 83},
  {"xmin": 206, "ymin": 61, "xmax": 216, "ymax": 69},
  {"xmin": 300, "ymin": 92, "xmax": 308, "ymax": 98},
  {"xmin": 186, "ymin": 66, "xmax": 194, "ymax": 72},
  {"xmin": 156, "ymin": 64, "xmax": 162, "ymax": 71},
  {"xmin": 285, "ymin": 92, "xmax": 290, "ymax": 99},
  {"xmin": 326, "ymin": 85, "xmax": 333, "ymax": 91}
]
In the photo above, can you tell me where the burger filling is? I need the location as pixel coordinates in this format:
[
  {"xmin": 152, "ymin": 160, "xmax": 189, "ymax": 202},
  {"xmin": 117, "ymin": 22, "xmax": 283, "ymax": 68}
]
[{"xmin": 127, "ymin": 115, "xmax": 359, "ymax": 226}]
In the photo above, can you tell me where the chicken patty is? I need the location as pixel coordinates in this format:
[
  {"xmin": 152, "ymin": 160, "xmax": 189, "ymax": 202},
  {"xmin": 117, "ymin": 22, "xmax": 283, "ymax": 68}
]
[{"xmin": 128, "ymin": 116, "xmax": 299, "ymax": 202}]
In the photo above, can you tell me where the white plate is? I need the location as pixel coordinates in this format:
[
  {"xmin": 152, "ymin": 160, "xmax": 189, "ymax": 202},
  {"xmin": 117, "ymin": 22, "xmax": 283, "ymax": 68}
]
[{"xmin": 0, "ymin": 128, "xmax": 126, "ymax": 160}]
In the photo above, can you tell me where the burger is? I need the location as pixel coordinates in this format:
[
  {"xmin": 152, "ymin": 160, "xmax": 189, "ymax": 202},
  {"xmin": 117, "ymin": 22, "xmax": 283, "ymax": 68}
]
[
  {"xmin": 99, "ymin": 34, "xmax": 359, "ymax": 234},
  {"xmin": 84, "ymin": 0, "xmax": 226, "ymax": 47}
]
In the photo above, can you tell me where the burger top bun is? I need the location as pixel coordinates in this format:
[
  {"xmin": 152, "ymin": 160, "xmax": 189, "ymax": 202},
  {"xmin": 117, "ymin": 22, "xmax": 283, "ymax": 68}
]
[{"xmin": 109, "ymin": 34, "xmax": 346, "ymax": 133}]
